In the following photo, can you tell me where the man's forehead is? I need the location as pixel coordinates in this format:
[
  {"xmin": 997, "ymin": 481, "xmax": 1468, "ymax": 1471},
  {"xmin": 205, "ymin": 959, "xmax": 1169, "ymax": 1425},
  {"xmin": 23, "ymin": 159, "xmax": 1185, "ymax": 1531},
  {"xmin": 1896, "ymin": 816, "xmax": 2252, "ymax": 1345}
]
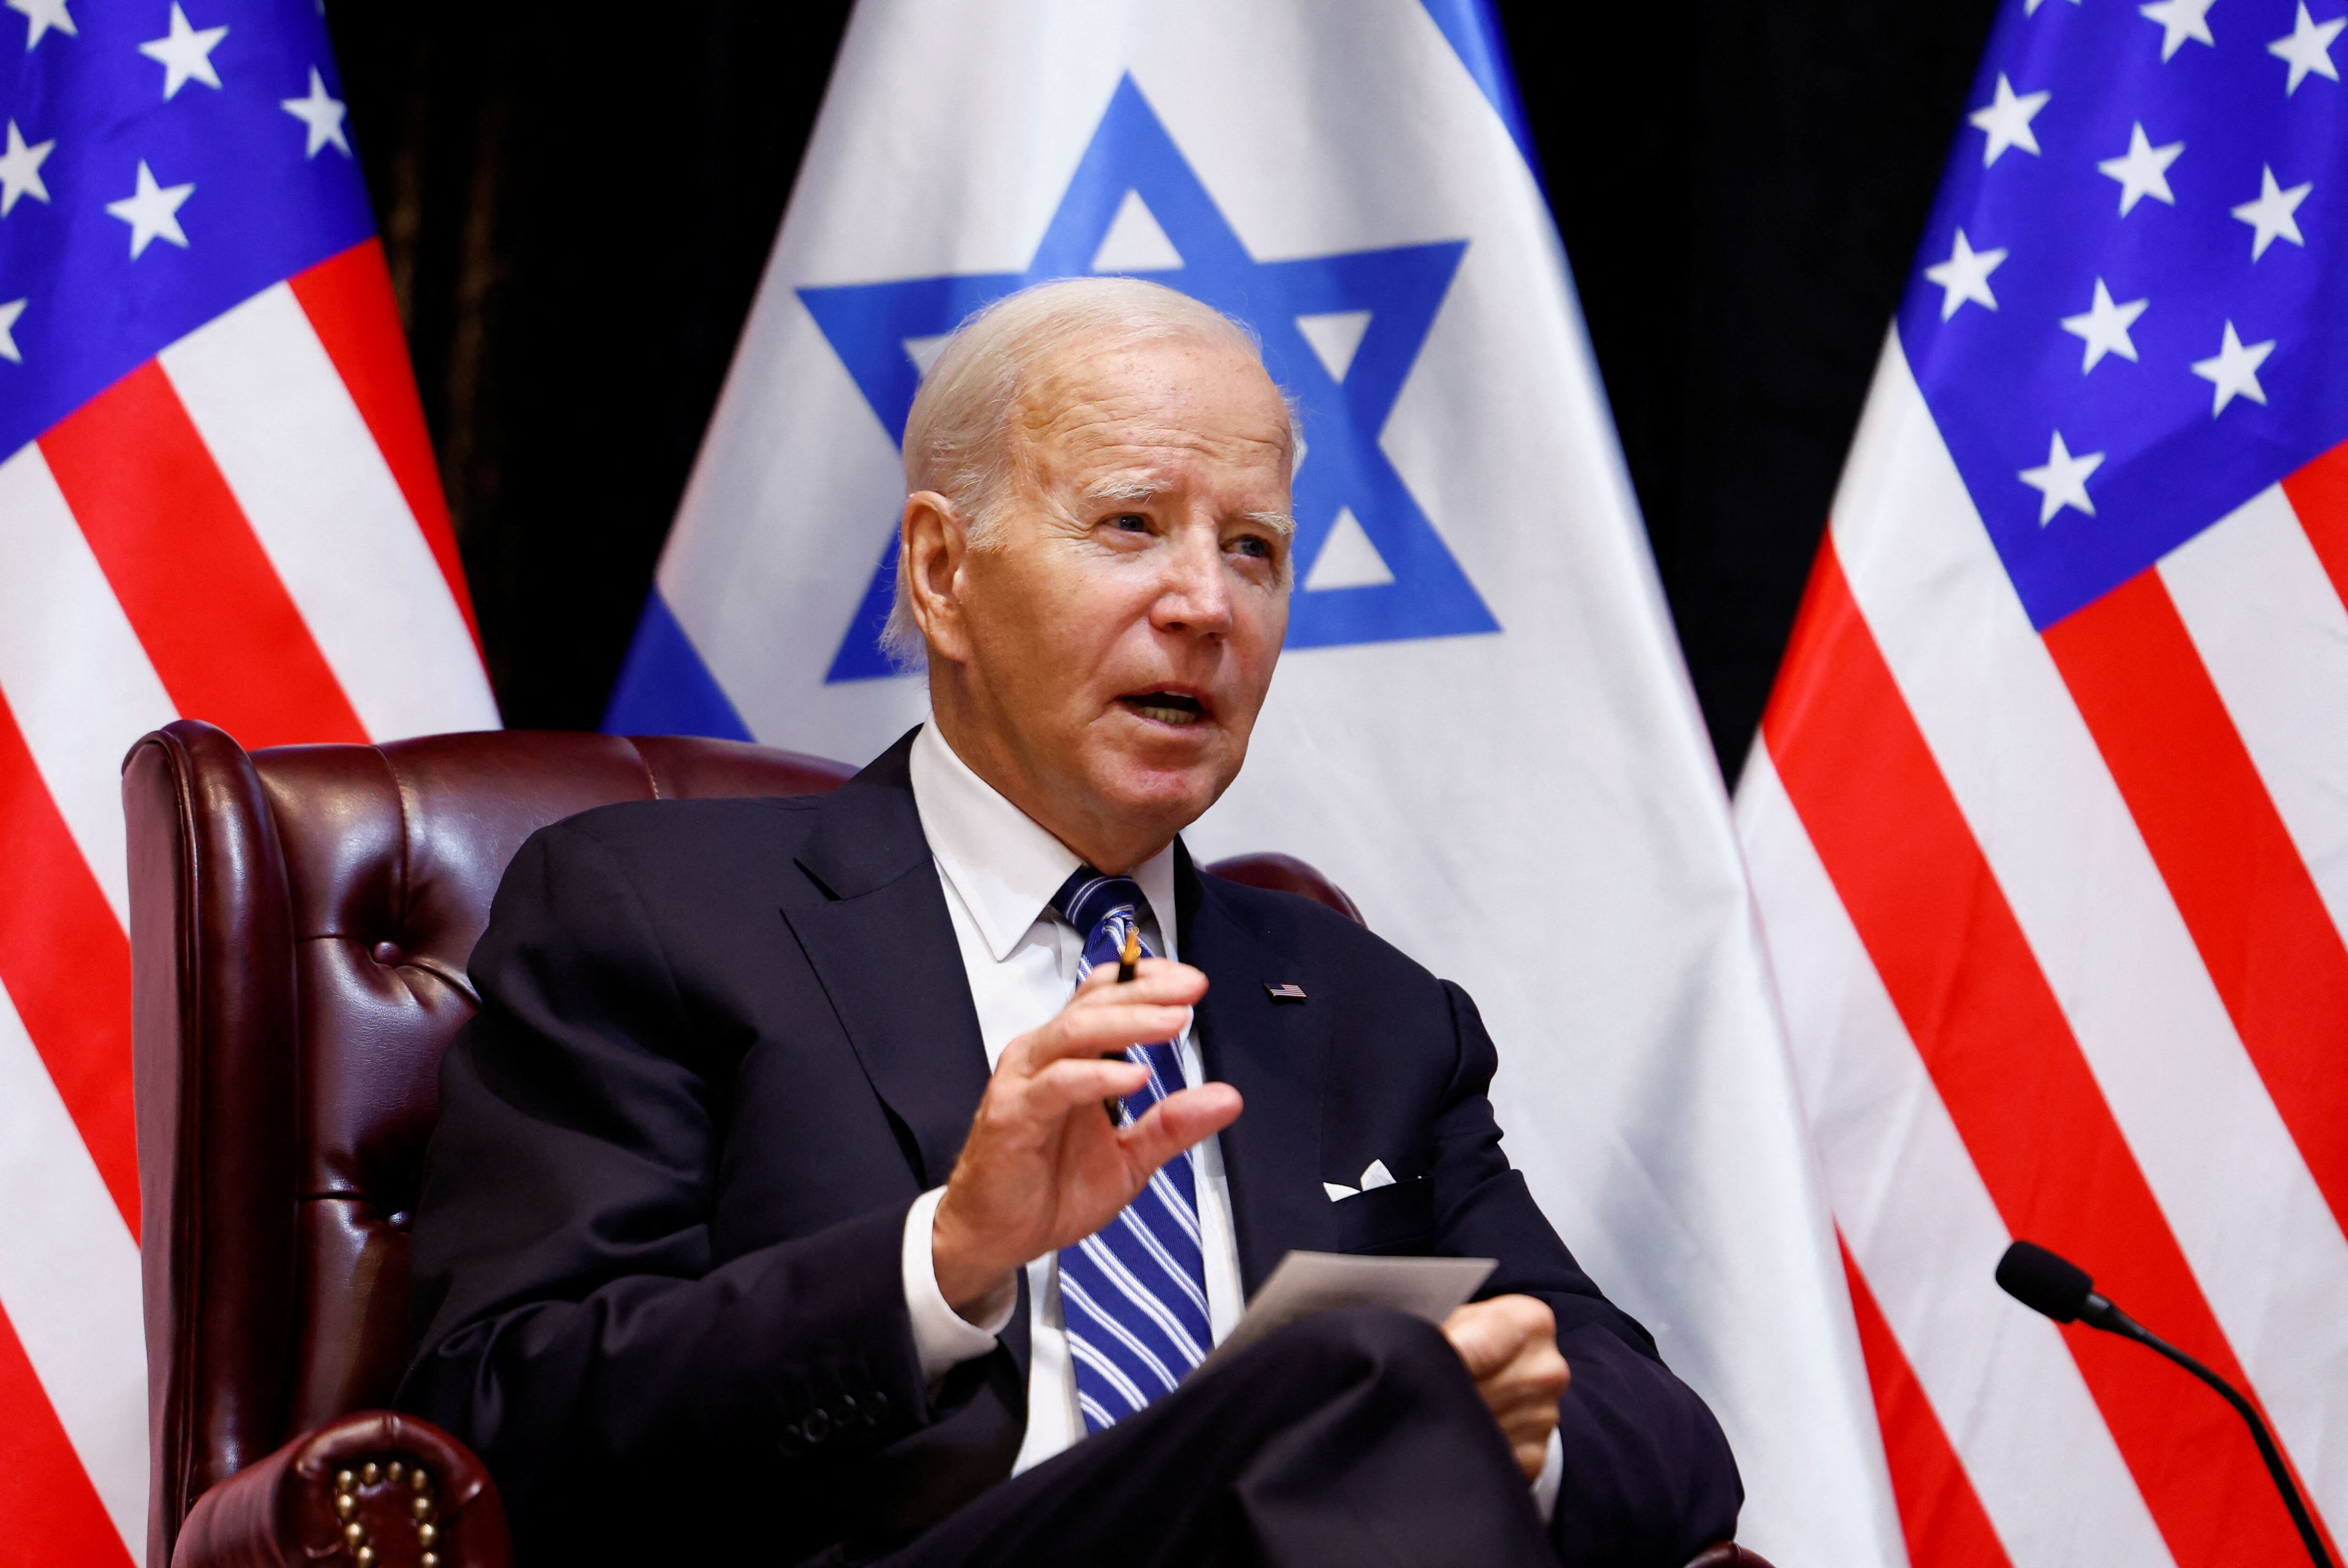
[
  {"xmin": 1043, "ymin": 430, "xmax": 1288, "ymax": 499},
  {"xmin": 1036, "ymin": 404, "xmax": 1283, "ymax": 487},
  {"xmin": 1026, "ymin": 335, "xmax": 1285, "ymax": 428}
]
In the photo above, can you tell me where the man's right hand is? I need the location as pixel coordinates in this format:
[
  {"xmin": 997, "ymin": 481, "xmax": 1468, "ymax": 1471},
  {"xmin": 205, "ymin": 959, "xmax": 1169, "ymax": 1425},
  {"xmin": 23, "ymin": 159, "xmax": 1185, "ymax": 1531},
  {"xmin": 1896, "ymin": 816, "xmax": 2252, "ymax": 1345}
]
[{"xmin": 930, "ymin": 956, "xmax": 1243, "ymax": 1318}]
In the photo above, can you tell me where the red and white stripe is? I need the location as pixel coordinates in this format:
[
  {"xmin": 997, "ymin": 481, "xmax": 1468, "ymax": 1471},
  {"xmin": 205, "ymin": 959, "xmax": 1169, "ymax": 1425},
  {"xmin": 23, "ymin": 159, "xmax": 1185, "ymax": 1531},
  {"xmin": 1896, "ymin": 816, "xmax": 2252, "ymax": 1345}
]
[
  {"xmin": 1739, "ymin": 333, "xmax": 2348, "ymax": 1567},
  {"xmin": 0, "ymin": 239, "xmax": 495, "ymax": 1565}
]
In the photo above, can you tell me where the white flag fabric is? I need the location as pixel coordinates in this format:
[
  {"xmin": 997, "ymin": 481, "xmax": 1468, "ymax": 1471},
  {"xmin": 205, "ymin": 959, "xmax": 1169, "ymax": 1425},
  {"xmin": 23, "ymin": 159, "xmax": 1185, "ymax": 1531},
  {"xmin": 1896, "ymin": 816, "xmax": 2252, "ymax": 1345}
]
[{"xmin": 605, "ymin": 3, "xmax": 1897, "ymax": 1557}]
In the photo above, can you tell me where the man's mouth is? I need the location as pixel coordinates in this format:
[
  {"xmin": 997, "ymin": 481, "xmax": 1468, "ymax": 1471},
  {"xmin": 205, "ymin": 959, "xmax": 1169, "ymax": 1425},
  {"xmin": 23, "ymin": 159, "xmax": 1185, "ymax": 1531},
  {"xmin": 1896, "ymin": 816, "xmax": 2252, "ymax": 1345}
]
[{"xmin": 1120, "ymin": 690, "xmax": 1209, "ymax": 727}]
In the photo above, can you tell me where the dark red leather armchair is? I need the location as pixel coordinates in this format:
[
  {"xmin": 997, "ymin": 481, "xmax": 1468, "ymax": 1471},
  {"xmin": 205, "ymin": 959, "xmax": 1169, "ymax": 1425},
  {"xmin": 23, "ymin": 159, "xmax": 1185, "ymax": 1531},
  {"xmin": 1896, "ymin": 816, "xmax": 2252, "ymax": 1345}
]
[
  {"xmin": 123, "ymin": 721, "xmax": 1385, "ymax": 1568},
  {"xmin": 125, "ymin": 719, "xmax": 1768, "ymax": 1568}
]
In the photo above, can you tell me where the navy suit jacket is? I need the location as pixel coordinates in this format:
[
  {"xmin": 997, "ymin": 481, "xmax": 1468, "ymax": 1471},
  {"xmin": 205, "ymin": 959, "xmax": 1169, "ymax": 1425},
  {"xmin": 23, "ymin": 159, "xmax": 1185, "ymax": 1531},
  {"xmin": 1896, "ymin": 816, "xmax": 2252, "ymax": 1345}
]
[{"xmin": 400, "ymin": 733, "xmax": 1741, "ymax": 1565}]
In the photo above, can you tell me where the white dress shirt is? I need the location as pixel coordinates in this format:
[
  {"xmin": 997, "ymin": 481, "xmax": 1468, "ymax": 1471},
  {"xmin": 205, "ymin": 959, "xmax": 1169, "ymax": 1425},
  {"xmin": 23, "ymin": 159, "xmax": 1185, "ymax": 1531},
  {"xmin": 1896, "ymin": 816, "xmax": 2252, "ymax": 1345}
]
[
  {"xmin": 895, "ymin": 722, "xmax": 1562, "ymax": 1510},
  {"xmin": 900, "ymin": 721, "xmax": 1246, "ymax": 1475}
]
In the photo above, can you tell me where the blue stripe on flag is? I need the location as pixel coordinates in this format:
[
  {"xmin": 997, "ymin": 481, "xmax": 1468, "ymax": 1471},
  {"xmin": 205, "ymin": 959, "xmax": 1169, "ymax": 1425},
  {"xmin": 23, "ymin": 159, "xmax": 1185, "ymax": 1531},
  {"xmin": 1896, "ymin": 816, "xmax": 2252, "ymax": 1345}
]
[
  {"xmin": 1417, "ymin": 0, "xmax": 1541, "ymax": 178},
  {"xmin": 600, "ymin": 589, "xmax": 754, "ymax": 740}
]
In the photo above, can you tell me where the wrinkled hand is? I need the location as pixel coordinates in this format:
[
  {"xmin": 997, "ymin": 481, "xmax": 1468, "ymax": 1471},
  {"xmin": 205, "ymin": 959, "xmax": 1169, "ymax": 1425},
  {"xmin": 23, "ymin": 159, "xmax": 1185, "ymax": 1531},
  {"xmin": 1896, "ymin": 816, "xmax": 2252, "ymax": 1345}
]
[
  {"xmin": 1445, "ymin": 1295, "xmax": 1570, "ymax": 1480},
  {"xmin": 932, "ymin": 958, "xmax": 1244, "ymax": 1317}
]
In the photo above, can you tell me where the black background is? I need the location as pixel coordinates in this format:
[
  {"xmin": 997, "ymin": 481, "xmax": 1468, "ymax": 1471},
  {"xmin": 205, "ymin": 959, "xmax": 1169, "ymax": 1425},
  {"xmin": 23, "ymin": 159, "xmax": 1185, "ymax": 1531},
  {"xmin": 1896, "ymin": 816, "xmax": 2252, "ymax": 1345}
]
[{"xmin": 322, "ymin": 0, "xmax": 2000, "ymax": 779}]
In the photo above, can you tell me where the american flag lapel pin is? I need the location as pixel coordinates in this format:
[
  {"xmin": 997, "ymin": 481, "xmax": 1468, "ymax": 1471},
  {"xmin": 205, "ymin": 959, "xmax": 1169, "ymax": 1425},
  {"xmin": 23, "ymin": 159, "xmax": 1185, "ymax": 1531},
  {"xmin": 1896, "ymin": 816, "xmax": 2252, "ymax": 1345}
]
[{"xmin": 1265, "ymin": 982, "xmax": 1307, "ymax": 1002}]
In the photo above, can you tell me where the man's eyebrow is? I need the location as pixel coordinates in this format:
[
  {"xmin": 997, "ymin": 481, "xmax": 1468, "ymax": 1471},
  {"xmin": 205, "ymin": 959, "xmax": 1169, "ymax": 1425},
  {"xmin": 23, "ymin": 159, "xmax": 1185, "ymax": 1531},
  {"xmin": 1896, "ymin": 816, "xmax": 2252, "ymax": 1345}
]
[
  {"xmin": 1082, "ymin": 476, "xmax": 1161, "ymax": 504},
  {"xmin": 1241, "ymin": 508, "xmax": 1296, "ymax": 540}
]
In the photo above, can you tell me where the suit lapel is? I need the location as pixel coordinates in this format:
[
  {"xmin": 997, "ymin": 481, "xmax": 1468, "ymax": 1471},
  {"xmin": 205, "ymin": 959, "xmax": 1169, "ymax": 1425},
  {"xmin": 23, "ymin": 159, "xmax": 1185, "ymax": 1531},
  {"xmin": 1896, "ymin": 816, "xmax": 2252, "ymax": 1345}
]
[
  {"xmin": 1180, "ymin": 847, "xmax": 1335, "ymax": 1293},
  {"xmin": 778, "ymin": 732, "xmax": 992, "ymax": 1190}
]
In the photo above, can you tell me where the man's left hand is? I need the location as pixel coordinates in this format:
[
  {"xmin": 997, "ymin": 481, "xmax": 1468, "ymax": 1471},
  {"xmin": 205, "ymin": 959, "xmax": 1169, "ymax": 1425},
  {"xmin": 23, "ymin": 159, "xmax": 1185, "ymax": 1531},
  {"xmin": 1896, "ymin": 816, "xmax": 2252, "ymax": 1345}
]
[{"xmin": 1444, "ymin": 1294, "xmax": 1570, "ymax": 1481}]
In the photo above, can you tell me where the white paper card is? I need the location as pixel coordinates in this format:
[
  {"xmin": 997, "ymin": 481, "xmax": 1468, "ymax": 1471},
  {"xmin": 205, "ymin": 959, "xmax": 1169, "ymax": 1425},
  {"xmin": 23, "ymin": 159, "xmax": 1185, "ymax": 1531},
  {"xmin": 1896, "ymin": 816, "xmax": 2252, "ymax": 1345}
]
[{"xmin": 1196, "ymin": 1251, "xmax": 1496, "ymax": 1373}]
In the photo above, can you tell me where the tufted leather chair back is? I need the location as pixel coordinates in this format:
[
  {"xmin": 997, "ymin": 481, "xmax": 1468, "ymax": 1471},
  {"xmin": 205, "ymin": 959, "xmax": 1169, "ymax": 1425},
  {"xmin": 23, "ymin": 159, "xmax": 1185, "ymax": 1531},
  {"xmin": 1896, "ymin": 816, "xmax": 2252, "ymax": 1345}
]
[
  {"xmin": 123, "ymin": 721, "xmax": 857, "ymax": 1568},
  {"xmin": 125, "ymin": 718, "xmax": 1366, "ymax": 1568}
]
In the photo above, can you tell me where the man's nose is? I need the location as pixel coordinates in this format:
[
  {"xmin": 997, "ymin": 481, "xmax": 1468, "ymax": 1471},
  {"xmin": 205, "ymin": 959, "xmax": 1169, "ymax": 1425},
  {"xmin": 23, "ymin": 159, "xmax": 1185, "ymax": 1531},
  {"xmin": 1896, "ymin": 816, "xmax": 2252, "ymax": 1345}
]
[{"xmin": 1151, "ymin": 524, "xmax": 1235, "ymax": 636}]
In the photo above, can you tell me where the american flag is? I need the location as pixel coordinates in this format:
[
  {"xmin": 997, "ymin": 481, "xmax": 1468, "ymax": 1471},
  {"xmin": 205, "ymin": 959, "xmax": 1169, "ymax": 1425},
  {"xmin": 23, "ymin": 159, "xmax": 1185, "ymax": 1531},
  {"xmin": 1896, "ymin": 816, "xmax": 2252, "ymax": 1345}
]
[
  {"xmin": 1739, "ymin": 0, "xmax": 2348, "ymax": 1563},
  {"xmin": 0, "ymin": 1, "xmax": 494, "ymax": 1559}
]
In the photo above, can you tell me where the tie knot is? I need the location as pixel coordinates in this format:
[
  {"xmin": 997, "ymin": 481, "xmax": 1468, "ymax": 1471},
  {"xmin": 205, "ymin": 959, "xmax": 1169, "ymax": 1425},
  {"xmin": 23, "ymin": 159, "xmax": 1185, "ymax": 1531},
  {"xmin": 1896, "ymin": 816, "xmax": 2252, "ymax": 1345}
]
[{"xmin": 1050, "ymin": 867, "xmax": 1145, "ymax": 943}]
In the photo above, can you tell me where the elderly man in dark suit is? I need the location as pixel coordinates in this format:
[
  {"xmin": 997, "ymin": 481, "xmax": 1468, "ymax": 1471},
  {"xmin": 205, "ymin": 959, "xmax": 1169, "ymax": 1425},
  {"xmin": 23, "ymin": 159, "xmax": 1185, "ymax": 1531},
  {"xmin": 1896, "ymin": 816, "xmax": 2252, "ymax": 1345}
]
[{"xmin": 400, "ymin": 277, "xmax": 1741, "ymax": 1567}]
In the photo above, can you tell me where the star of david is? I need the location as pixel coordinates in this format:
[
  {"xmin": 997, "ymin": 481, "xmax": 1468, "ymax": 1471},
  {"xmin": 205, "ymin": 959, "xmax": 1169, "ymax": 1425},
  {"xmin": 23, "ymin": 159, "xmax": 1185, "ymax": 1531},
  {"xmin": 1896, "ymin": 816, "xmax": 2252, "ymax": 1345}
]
[{"xmin": 800, "ymin": 75, "xmax": 1500, "ymax": 682}]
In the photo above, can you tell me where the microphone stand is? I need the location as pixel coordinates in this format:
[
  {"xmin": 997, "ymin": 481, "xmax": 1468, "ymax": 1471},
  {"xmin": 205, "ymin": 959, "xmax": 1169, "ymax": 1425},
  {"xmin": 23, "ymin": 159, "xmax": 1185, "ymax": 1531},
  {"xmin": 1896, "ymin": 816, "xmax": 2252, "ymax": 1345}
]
[{"xmin": 2076, "ymin": 1290, "xmax": 2335, "ymax": 1568}]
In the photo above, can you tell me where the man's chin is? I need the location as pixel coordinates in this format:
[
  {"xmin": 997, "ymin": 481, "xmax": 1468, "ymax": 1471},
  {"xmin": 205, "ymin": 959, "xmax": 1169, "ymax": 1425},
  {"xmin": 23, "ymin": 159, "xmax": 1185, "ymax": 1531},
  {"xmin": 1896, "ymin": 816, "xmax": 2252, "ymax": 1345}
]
[{"xmin": 1089, "ymin": 748, "xmax": 1235, "ymax": 835}]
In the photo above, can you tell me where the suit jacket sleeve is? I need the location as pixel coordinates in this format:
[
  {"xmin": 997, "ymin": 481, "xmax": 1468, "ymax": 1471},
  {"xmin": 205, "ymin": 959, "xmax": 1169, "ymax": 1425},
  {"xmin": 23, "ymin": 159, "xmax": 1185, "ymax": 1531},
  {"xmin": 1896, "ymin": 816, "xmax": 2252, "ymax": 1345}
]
[
  {"xmin": 397, "ymin": 820, "xmax": 1003, "ymax": 1559},
  {"xmin": 1429, "ymin": 980, "xmax": 1745, "ymax": 1567}
]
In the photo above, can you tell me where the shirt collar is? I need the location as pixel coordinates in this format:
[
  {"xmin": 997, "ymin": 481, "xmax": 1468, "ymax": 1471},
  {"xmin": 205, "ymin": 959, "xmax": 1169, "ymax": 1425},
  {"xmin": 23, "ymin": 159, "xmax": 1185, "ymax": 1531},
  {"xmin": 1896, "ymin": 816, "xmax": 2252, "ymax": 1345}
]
[{"xmin": 908, "ymin": 722, "xmax": 1180, "ymax": 963}]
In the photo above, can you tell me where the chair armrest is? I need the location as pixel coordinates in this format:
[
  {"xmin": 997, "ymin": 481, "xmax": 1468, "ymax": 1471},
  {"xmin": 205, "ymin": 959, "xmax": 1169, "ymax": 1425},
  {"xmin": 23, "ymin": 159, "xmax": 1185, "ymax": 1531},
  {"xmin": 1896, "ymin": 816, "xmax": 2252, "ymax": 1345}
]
[
  {"xmin": 171, "ymin": 1410, "xmax": 509, "ymax": 1568},
  {"xmin": 1685, "ymin": 1547, "xmax": 1775, "ymax": 1568}
]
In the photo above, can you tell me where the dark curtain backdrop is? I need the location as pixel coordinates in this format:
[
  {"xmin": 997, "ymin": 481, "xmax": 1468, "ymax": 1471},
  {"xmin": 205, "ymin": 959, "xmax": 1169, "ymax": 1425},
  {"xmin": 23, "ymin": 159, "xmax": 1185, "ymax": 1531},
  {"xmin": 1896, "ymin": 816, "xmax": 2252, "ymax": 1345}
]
[{"xmin": 322, "ymin": 0, "xmax": 2000, "ymax": 779}]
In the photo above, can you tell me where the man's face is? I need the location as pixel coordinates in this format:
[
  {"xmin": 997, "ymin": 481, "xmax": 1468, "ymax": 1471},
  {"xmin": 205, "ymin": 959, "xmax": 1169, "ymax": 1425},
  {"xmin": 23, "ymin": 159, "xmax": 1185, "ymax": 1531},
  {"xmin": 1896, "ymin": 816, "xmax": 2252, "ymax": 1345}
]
[{"xmin": 935, "ymin": 333, "xmax": 1294, "ymax": 865}]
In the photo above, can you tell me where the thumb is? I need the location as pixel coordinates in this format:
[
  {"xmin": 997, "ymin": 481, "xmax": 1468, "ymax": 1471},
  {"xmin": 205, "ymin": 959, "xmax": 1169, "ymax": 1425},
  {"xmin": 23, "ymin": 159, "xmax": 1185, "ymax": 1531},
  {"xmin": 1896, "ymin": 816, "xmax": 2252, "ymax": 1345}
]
[
  {"xmin": 1444, "ymin": 1295, "xmax": 1552, "ymax": 1379},
  {"xmin": 1443, "ymin": 1303, "xmax": 1514, "ymax": 1379}
]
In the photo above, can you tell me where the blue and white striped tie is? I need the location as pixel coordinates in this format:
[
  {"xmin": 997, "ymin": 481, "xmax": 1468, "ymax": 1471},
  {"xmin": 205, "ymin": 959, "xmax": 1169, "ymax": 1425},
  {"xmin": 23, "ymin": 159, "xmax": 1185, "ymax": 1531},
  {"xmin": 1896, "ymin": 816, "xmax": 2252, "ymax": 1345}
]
[{"xmin": 1050, "ymin": 868, "xmax": 1213, "ymax": 1433}]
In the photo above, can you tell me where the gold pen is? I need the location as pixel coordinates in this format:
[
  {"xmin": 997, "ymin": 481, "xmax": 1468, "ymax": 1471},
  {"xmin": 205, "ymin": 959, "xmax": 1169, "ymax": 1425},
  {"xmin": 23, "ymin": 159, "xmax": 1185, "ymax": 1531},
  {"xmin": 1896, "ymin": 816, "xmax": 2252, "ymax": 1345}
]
[{"xmin": 1105, "ymin": 923, "xmax": 1143, "ymax": 1123}]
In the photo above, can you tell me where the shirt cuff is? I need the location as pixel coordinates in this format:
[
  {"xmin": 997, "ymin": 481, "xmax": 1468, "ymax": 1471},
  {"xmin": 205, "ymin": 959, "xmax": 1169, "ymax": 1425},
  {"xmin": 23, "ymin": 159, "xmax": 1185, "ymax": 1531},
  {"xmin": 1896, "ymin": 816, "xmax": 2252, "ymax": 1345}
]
[
  {"xmin": 902, "ymin": 1186, "xmax": 1015, "ymax": 1383},
  {"xmin": 1530, "ymin": 1428, "xmax": 1564, "ymax": 1523}
]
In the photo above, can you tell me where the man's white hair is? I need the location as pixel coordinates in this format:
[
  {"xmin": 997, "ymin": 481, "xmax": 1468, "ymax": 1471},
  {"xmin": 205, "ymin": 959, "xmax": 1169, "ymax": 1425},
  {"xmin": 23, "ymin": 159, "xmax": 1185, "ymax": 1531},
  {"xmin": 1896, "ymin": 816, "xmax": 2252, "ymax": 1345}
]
[{"xmin": 882, "ymin": 276, "xmax": 1292, "ymax": 667}]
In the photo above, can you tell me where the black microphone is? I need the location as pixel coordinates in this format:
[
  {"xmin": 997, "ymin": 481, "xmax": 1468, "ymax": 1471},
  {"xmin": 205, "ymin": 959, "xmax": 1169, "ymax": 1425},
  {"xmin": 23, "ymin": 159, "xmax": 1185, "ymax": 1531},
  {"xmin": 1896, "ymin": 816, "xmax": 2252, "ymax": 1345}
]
[{"xmin": 1996, "ymin": 1241, "xmax": 2336, "ymax": 1568}]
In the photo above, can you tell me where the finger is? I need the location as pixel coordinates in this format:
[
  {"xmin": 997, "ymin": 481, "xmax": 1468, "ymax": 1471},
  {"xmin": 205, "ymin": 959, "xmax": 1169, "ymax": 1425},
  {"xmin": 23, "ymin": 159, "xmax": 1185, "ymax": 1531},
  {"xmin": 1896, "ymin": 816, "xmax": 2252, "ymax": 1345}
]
[
  {"xmin": 1495, "ymin": 1394, "xmax": 1558, "ymax": 1434},
  {"xmin": 1011, "ymin": 1004, "xmax": 1198, "ymax": 1070},
  {"xmin": 1069, "ymin": 958, "xmax": 1209, "ymax": 1006},
  {"xmin": 1487, "ymin": 1337, "xmax": 1570, "ymax": 1392},
  {"xmin": 1500, "ymin": 1401, "xmax": 1561, "ymax": 1459},
  {"xmin": 1485, "ymin": 1365, "xmax": 1569, "ymax": 1432},
  {"xmin": 1512, "ymin": 1366, "xmax": 1570, "ymax": 1411},
  {"xmin": 1504, "ymin": 1393, "xmax": 1556, "ymax": 1437},
  {"xmin": 1478, "ymin": 1344, "xmax": 1570, "ymax": 1418},
  {"xmin": 1116, "ymin": 1082, "xmax": 1244, "ymax": 1168},
  {"xmin": 1521, "ymin": 1345, "xmax": 1571, "ymax": 1403},
  {"xmin": 1018, "ymin": 1057, "xmax": 1152, "ymax": 1115}
]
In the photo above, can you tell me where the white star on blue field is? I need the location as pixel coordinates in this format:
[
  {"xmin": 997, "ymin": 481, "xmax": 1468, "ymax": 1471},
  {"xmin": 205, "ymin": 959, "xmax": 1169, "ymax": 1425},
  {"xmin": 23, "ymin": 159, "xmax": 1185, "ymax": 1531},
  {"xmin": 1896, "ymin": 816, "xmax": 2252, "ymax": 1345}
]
[
  {"xmin": 1900, "ymin": 0, "xmax": 2348, "ymax": 629},
  {"xmin": 800, "ymin": 76, "xmax": 1499, "ymax": 682}
]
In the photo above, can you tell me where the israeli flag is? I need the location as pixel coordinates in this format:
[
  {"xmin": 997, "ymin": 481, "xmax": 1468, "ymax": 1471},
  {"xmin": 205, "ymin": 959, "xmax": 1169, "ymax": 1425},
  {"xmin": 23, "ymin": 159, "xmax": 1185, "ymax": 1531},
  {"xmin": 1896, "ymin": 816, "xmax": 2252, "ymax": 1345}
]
[{"xmin": 609, "ymin": 4, "xmax": 1894, "ymax": 1556}]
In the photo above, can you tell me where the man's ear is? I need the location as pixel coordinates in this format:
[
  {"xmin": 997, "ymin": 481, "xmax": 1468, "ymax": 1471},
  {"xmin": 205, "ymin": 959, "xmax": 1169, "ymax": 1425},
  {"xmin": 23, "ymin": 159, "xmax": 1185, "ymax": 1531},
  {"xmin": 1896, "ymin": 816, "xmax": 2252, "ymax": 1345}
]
[{"xmin": 901, "ymin": 490, "xmax": 973, "ymax": 665}]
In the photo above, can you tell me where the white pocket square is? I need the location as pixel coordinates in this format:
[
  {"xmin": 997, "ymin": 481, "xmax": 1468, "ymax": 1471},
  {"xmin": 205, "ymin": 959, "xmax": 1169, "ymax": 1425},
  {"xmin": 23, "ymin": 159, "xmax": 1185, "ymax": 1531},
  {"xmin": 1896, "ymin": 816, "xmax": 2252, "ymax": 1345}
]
[{"xmin": 1322, "ymin": 1159, "xmax": 1398, "ymax": 1202}]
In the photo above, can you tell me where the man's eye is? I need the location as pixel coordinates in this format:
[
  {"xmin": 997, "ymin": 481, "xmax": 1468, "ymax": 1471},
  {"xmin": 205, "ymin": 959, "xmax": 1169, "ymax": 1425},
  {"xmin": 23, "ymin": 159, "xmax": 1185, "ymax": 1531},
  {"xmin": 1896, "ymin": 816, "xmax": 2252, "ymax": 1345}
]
[
  {"xmin": 1109, "ymin": 513, "xmax": 1149, "ymax": 533},
  {"xmin": 1230, "ymin": 535, "xmax": 1272, "ymax": 559}
]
